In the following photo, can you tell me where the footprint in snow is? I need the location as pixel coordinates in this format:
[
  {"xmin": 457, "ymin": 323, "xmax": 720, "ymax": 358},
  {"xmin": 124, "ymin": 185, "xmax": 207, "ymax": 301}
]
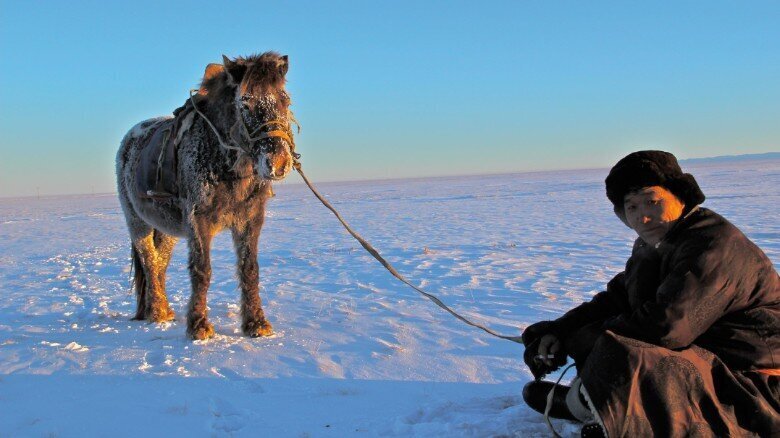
[
  {"xmin": 209, "ymin": 397, "xmax": 247, "ymax": 434},
  {"xmin": 138, "ymin": 351, "xmax": 172, "ymax": 372},
  {"xmin": 145, "ymin": 350, "xmax": 166, "ymax": 366},
  {"xmin": 214, "ymin": 368, "xmax": 266, "ymax": 394}
]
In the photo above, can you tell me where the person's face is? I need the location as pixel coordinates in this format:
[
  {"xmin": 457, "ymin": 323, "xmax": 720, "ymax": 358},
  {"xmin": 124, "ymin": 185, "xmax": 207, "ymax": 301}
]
[{"xmin": 624, "ymin": 186, "xmax": 685, "ymax": 246}]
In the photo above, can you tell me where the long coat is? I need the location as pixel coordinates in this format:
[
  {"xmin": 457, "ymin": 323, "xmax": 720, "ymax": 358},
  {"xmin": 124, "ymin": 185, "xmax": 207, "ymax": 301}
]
[{"xmin": 549, "ymin": 207, "xmax": 780, "ymax": 436}]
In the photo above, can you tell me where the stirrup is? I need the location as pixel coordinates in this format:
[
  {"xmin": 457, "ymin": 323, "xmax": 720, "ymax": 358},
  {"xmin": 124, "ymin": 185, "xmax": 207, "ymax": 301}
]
[{"xmin": 146, "ymin": 189, "xmax": 175, "ymax": 199}]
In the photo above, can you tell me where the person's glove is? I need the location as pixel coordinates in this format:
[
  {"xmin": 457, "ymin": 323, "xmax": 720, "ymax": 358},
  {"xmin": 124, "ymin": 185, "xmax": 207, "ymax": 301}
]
[{"xmin": 522, "ymin": 321, "xmax": 568, "ymax": 379}]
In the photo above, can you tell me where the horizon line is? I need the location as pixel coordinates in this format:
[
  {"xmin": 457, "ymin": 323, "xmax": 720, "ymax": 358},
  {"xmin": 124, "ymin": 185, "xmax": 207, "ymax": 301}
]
[{"xmin": 2, "ymin": 151, "xmax": 777, "ymax": 200}]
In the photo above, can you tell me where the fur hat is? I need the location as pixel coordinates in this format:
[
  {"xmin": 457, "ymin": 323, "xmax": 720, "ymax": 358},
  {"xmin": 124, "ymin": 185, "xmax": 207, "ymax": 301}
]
[{"xmin": 605, "ymin": 150, "xmax": 705, "ymax": 223}]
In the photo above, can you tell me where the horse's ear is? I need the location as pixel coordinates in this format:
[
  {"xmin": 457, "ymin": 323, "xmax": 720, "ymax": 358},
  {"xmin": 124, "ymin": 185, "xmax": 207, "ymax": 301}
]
[
  {"xmin": 204, "ymin": 63, "xmax": 225, "ymax": 81},
  {"xmin": 222, "ymin": 54, "xmax": 246, "ymax": 85},
  {"xmin": 278, "ymin": 55, "xmax": 289, "ymax": 77},
  {"xmin": 198, "ymin": 63, "xmax": 225, "ymax": 95}
]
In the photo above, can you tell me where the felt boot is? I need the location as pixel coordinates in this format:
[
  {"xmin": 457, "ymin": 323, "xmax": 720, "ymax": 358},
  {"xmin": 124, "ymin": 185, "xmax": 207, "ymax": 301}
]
[{"xmin": 522, "ymin": 380, "xmax": 578, "ymax": 422}]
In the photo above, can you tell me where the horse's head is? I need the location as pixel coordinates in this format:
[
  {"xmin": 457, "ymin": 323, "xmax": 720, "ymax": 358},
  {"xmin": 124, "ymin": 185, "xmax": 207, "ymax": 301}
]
[{"xmin": 212, "ymin": 53, "xmax": 296, "ymax": 181}]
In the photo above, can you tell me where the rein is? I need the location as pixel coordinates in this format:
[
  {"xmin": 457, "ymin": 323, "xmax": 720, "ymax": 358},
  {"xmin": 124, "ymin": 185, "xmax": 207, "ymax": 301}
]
[
  {"xmin": 189, "ymin": 88, "xmax": 522, "ymax": 345},
  {"xmin": 292, "ymin": 161, "xmax": 524, "ymax": 345},
  {"xmin": 188, "ymin": 89, "xmax": 299, "ymax": 171}
]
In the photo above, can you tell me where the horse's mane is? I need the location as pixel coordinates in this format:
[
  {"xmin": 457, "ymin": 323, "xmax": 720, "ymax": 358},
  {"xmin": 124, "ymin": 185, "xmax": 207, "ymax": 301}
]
[{"xmin": 199, "ymin": 52, "xmax": 287, "ymax": 103}]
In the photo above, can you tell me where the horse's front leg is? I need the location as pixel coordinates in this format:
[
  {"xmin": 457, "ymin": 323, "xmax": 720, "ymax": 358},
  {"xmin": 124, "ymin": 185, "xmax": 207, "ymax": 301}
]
[
  {"xmin": 186, "ymin": 216, "xmax": 215, "ymax": 340},
  {"xmin": 232, "ymin": 223, "xmax": 273, "ymax": 337}
]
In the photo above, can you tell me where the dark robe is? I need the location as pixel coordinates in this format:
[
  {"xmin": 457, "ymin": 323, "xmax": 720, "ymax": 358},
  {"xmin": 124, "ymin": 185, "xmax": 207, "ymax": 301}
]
[{"xmin": 550, "ymin": 207, "xmax": 780, "ymax": 437}]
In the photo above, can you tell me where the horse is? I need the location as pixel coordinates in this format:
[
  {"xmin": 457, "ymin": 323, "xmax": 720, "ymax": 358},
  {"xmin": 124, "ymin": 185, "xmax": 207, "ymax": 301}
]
[{"xmin": 116, "ymin": 52, "xmax": 296, "ymax": 340}]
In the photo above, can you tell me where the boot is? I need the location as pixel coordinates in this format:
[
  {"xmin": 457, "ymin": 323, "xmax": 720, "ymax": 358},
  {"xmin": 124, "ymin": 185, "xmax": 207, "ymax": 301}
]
[{"xmin": 522, "ymin": 380, "xmax": 578, "ymax": 422}]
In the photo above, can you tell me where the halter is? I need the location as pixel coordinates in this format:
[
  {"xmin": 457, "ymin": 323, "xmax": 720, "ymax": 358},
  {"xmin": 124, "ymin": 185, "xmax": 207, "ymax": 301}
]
[{"xmin": 188, "ymin": 89, "xmax": 300, "ymax": 171}]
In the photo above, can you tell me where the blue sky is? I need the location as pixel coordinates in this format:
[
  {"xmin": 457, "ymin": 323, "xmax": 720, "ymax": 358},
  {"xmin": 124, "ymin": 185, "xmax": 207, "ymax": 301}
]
[{"xmin": 1, "ymin": 0, "xmax": 778, "ymax": 197}]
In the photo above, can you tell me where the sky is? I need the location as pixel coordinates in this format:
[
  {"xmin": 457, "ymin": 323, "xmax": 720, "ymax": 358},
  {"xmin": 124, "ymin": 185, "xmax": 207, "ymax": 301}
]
[{"xmin": 1, "ymin": 0, "xmax": 778, "ymax": 197}]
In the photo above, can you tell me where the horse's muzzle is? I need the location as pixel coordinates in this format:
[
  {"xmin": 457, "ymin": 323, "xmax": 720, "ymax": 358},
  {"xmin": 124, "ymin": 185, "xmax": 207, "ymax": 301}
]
[{"xmin": 258, "ymin": 143, "xmax": 293, "ymax": 180}]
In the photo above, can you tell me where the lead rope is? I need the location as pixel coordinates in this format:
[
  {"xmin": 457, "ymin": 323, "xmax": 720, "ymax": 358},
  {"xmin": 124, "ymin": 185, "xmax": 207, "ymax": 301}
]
[
  {"xmin": 543, "ymin": 363, "xmax": 576, "ymax": 437},
  {"xmin": 292, "ymin": 159, "xmax": 523, "ymax": 344},
  {"xmin": 188, "ymin": 89, "xmax": 524, "ymax": 345}
]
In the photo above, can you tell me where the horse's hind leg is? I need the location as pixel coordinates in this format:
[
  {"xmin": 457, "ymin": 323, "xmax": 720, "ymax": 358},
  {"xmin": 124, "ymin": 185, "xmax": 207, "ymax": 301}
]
[
  {"xmin": 152, "ymin": 229, "xmax": 178, "ymax": 315},
  {"xmin": 232, "ymin": 224, "xmax": 273, "ymax": 337},
  {"xmin": 131, "ymin": 243, "xmax": 148, "ymax": 321},
  {"xmin": 132, "ymin": 229, "xmax": 175, "ymax": 322}
]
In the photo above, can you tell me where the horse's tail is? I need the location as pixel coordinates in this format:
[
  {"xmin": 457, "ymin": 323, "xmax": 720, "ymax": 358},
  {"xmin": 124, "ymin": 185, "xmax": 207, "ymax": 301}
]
[{"xmin": 130, "ymin": 243, "xmax": 147, "ymax": 320}]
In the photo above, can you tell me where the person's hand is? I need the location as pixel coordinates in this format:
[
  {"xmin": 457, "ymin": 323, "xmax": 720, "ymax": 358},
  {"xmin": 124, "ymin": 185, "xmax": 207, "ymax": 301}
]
[
  {"xmin": 522, "ymin": 321, "xmax": 568, "ymax": 379},
  {"xmin": 537, "ymin": 334, "xmax": 561, "ymax": 367}
]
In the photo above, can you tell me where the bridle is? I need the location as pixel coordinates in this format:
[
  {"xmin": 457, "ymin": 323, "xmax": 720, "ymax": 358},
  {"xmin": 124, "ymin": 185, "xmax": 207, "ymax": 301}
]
[
  {"xmin": 188, "ymin": 89, "xmax": 300, "ymax": 171},
  {"xmin": 232, "ymin": 92, "xmax": 297, "ymax": 152}
]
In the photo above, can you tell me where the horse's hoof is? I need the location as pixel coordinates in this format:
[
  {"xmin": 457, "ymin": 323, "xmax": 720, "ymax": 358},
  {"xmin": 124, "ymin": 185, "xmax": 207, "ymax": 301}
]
[
  {"xmin": 243, "ymin": 320, "xmax": 274, "ymax": 338},
  {"xmin": 188, "ymin": 321, "xmax": 215, "ymax": 340},
  {"xmin": 132, "ymin": 307, "xmax": 149, "ymax": 321},
  {"xmin": 147, "ymin": 307, "xmax": 176, "ymax": 323}
]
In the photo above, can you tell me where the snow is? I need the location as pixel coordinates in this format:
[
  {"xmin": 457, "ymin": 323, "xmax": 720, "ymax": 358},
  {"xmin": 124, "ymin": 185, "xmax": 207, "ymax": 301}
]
[{"xmin": 0, "ymin": 159, "xmax": 777, "ymax": 437}]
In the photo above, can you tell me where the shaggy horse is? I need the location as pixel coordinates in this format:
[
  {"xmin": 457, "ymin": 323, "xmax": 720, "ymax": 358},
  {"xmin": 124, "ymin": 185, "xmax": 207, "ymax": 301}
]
[{"xmin": 116, "ymin": 53, "xmax": 296, "ymax": 340}]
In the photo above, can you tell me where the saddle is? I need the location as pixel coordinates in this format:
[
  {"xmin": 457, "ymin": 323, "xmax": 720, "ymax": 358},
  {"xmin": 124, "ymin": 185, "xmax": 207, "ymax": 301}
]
[
  {"xmin": 135, "ymin": 101, "xmax": 196, "ymax": 200},
  {"xmin": 135, "ymin": 63, "xmax": 225, "ymax": 200}
]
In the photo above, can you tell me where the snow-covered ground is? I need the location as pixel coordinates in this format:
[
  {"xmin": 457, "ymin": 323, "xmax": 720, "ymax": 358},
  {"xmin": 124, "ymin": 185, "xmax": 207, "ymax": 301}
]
[{"xmin": 0, "ymin": 159, "xmax": 777, "ymax": 437}]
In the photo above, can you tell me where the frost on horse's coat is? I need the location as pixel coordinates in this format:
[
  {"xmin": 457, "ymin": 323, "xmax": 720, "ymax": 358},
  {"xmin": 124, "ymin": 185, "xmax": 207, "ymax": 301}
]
[{"xmin": 116, "ymin": 52, "xmax": 296, "ymax": 340}]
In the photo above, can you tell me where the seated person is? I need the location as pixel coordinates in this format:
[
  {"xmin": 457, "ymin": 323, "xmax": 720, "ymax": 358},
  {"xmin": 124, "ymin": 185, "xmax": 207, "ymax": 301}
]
[{"xmin": 521, "ymin": 151, "xmax": 779, "ymax": 437}]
